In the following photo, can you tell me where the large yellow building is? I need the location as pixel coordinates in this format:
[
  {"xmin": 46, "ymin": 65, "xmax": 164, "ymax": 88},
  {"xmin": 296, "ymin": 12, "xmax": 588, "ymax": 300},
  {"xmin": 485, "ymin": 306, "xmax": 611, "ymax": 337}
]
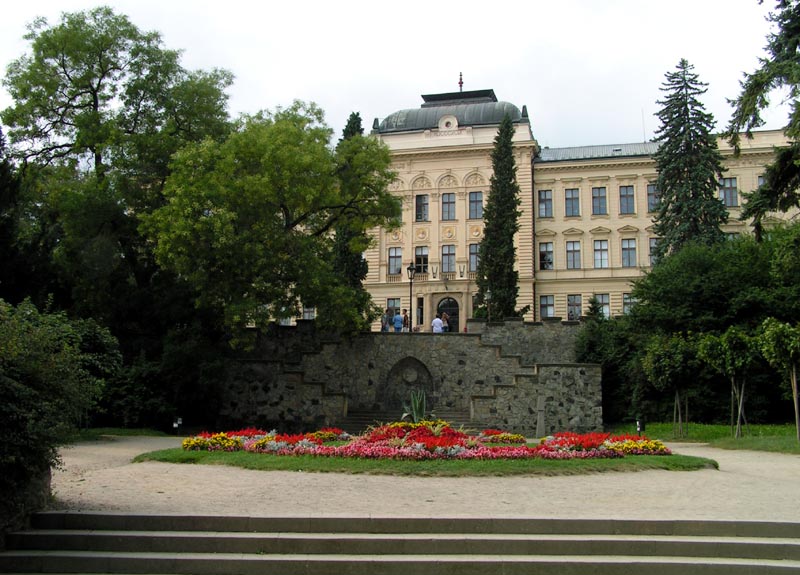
[{"xmin": 365, "ymin": 89, "xmax": 790, "ymax": 329}]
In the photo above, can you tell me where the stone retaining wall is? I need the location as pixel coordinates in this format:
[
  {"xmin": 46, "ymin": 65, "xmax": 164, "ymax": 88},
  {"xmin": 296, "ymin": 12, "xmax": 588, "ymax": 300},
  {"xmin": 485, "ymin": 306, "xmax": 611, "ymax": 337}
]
[{"xmin": 219, "ymin": 319, "xmax": 602, "ymax": 436}]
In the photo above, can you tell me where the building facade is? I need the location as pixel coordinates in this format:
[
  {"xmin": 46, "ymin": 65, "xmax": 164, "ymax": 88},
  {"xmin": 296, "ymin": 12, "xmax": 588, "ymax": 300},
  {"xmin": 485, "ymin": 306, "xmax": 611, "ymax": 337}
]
[
  {"xmin": 364, "ymin": 89, "xmax": 790, "ymax": 329},
  {"xmin": 367, "ymin": 89, "xmax": 538, "ymax": 332}
]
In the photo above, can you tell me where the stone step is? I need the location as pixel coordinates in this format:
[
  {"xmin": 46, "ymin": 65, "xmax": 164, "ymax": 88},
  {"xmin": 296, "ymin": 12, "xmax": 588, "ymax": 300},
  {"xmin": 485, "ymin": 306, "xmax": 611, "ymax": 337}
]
[
  {"xmin": 8, "ymin": 530, "xmax": 800, "ymax": 560},
  {"xmin": 2, "ymin": 550, "xmax": 800, "ymax": 575},
  {"xmin": 28, "ymin": 513, "xmax": 800, "ymax": 538},
  {"xmin": 4, "ymin": 513, "xmax": 800, "ymax": 575}
]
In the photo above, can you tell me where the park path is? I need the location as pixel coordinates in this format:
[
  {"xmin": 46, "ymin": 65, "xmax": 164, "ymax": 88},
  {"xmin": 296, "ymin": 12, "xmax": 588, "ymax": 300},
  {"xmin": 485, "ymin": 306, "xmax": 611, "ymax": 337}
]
[{"xmin": 51, "ymin": 436, "xmax": 800, "ymax": 521}]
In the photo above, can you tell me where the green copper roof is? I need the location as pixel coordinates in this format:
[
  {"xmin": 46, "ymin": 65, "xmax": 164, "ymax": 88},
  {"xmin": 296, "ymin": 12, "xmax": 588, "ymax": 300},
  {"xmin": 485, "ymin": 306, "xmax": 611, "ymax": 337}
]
[{"xmin": 374, "ymin": 89, "xmax": 527, "ymax": 134}]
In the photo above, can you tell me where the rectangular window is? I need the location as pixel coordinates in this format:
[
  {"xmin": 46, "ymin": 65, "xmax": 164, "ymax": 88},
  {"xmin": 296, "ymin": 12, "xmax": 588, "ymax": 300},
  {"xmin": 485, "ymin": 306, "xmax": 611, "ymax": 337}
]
[
  {"xmin": 593, "ymin": 239, "xmax": 609, "ymax": 269},
  {"xmin": 622, "ymin": 293, "xmax": 635, "ymax": 315},
  {"xmin": 540, "ymin": 295, "xmax": 555, "ymax": 319},
  {"xmin": 387, "ymin": 297, "xmax": 401, "ymax": 317},
  {"xmin": 415, "ymin": 194, "xmax": 429, "ymax": 221},
  {"xmin": 566, "ymin": 241, "xmax": 581, "ymax": 269},
  {"xmin": 469, "ymin": 243, "xmax": 480, "ymax": 272},
  {"xmin": 647, "ymin": 183, "xmax": 660, "ymax": 212},
  {"xmin": 592, "ymin": 187, "xmax": 607, "ymax": 215},
  {"xmin": 441, "ymin": 192, "xmax": 456, "ymax": 221},
  {"xmin": 567, "ymin": 294, "xmax": 582, "ymax": 321},
  {"xmin": 469, "ymin": 191, "xmax": 483, "ymax": 219},
  {"xmin": 619, "ymin": 185, "xmax": 635, "ymax": 214},
  {"xmin": 565, "ymin": 188, "xmax": 580, "ymax": 217},
  {"xmin": 302, "ymin": 306, "xmax": 316, "ymax": 320},
  {"xmin": 441, "ymin": 244, "xmax": 456, "ymax": 273},
  {"xmin": 719, "ymin": 177, "xmax": 739, "ymax": 207},
  {"xmin": 595, "ymin": 294, "xmax": 610, "ymax": 319},
  {"xmin": 758, "ymin": 175, "xmax": 765, "ymax": 187},
  {"xmin": 414, "ymin": 246, "xmax": 429, "ymax": 274},
  {"xmin": 539, "ymin": 242, "xmax": 554, "ymax": 270},
  {"xmin": 388, "ymin": 247, "xmax": 402, "ymax": 275},
  {"xmin": 538, "ymin": 190, "xmax": 553, "ymax": 218},
  {"xmin": 621, "ymin": 238, "xmax": 637, "ymax": 268},
  {"xmin": 649, "ymin": 238, "xmax": 659, "ymax": 266}
]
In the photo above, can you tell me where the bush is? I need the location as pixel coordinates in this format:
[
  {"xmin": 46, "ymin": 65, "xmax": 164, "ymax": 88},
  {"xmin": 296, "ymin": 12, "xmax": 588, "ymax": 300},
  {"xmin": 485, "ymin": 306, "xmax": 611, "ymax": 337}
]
[{"xmin": 0, "ymin": 299, "xmax": 120, "ymax": 527}]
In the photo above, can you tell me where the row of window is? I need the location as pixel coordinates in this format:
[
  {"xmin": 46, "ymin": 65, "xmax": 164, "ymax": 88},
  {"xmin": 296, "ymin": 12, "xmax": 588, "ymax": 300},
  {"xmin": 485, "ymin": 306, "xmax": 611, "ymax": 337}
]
[
  {"xmin": 389, "ymin": 245, "xmax": 480, "ymax": 275},
  {"xmin": 539, "ymin": 293, "xmax": 636, "ymax": 320},
  {"xmin": 537, "ymin": 177, "xmax": 744, "ymax": 219},
  {"xmin": 539, "ymin": 238, "xmax": 659, "ymax": 270},
  {"xmin": 416, "ymin": 191, "xmax": 484, "ymax": 222}
]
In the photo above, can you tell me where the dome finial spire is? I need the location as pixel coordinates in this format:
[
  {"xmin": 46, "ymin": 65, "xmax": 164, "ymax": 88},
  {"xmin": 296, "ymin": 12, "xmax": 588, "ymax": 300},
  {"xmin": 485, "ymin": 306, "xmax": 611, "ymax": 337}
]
[{"xmin": 458, "ymin": 72, "xmax": 463, "ymax": 93}]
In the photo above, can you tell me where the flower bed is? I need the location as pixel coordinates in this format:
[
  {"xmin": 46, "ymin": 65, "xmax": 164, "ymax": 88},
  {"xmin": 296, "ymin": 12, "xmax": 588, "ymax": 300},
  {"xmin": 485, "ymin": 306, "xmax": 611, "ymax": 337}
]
[{"xmin": 182, "ymin": 421, "xmax": 671, "ymax": 461}]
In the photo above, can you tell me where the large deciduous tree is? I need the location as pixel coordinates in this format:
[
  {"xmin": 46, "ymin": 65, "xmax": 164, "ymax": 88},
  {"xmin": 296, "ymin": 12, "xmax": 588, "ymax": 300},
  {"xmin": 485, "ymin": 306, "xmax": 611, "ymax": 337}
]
[
  {"xmin": 476, "ymin": 114, "xmax": 523, "ymax": 319},
  {"xmin": 0, "ymin": 7, "xmax": 234, "ymax": 427},
  {"xmin": 651, "ymin": 59, "xmax": 728, "ymax": 259},
  {"xmin": 726, "ymin": 1, "xmax": 800, "ymax": 239},
  {"xmin": 143, "ymin": 102, "xmax": 399, "ymax": 342}
]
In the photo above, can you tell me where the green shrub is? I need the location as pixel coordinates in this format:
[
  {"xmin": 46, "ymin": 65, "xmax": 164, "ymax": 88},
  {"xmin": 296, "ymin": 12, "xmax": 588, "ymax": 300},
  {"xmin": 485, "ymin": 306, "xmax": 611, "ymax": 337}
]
[{"xmin": 0, "ymin": 299, "xmax": 120, "ymax": 524}]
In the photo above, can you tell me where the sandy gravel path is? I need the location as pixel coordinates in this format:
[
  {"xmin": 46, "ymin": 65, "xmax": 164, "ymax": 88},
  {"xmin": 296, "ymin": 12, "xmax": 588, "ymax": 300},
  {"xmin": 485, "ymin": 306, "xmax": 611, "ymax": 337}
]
[{"xmin": 51, "ymin": 436, "xmax": 800, "ymax": 521}]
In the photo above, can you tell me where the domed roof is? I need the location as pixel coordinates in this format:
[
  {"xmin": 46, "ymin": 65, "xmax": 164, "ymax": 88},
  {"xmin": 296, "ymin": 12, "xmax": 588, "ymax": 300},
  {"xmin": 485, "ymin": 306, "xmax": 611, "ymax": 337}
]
[{"xmin": 375, "ymin": 89, "xmax": 527, "ymax": 134}]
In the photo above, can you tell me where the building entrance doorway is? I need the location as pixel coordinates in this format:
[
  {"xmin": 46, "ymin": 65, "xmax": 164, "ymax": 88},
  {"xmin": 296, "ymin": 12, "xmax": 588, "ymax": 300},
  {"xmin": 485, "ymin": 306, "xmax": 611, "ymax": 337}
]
[{"xmin": 437, "ymin": 297, "xmax": 459, "ymax": 333}]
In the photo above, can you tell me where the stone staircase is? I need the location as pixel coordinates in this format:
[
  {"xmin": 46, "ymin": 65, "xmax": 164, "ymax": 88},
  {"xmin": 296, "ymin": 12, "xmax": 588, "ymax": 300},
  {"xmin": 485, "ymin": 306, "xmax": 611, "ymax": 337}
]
[{"xmin": 2, "ymin": 512, "xmax": 800, "ymax": 574}]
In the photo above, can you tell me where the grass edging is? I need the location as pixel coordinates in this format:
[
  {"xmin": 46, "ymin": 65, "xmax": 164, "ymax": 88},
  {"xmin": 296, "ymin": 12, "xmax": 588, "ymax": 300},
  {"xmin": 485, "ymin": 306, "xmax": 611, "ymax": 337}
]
[{"xmin": 134, "ymin": 448, "xmax": 717, "ymax": 476}]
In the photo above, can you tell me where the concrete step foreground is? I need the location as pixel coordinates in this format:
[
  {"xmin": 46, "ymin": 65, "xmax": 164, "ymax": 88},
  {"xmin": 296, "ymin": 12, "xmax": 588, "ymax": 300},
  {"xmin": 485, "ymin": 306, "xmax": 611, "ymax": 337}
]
[{"xmin": 1, "ymin": 512, "xmax": 799, "ymax": 574}]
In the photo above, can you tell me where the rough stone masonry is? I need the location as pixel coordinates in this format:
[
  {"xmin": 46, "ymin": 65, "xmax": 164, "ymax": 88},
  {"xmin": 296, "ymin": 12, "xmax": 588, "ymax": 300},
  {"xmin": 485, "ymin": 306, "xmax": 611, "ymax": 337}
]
[{"xmin": 220, "ymin": 318, "xmax": 602, "ymax": 436}]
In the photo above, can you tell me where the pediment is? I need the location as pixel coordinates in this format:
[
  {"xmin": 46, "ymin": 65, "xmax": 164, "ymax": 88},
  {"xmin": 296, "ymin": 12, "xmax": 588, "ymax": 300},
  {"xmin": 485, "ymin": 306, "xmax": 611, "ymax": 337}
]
[
  {"xmin": 536, "ymin": 228, "xmax": 557, "ymax": 237},
  {"xmin": 617, "ymin": 225, "xmax": 640, "ymax": 234},
  {"xmin": 589, "ymin": 226, "xmax": 611, "ymax": 235},
  {"xmin": 562, "ymin": 227, "xmax": 585, "ymax": 236}
]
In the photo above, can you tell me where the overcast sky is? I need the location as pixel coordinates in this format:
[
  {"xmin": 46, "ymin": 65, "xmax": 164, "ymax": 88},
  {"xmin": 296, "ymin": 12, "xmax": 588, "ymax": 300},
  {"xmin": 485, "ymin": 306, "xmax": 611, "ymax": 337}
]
[{"xmin": 0, "ymin": 0, "xmax": 791, "ymax": 149}]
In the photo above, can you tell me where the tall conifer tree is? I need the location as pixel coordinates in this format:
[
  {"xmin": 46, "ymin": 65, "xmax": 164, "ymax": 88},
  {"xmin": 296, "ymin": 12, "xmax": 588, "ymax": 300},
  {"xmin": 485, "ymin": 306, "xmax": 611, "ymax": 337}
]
[
  {"xmin": 476, "ymin": 114, "xmax": 522, "ymax": 319},
  {"xmin": 652, "ymin": 59, "xmax": 728, "ymax": 259},
  {"xmin": 333, "ymin": 112, "xmax": 369, "ymax": 289}
]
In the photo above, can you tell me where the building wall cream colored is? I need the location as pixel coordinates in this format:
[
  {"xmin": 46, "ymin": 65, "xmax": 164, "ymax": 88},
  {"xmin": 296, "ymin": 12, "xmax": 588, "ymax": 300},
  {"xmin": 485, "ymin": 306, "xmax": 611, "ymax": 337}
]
[
  {"xmin": 368, "ymin": 122, "xmax": 538, "ymax": 330},
  {"xmin": 365, "ymin": 126, "xmax": 792, "ymax": 328},
  {"xmin": 533, "ymin": 129, "xmax": 790, "ymax": 320}
]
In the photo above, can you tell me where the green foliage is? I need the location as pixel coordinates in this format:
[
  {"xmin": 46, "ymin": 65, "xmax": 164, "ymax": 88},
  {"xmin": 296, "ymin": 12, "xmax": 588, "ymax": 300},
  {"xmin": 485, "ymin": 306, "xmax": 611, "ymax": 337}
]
[
  {"xmin": 727, "ymin": 1, "xmax": 800, "ymax": 234},
  {"xmin": 0, "ymin": 299, "xmax": 120, "ymax": 515},
  {"xmin": 0, "ymin": 7, "xmax": 233, "ymax": 428},
  {"xmin": 143, "ymin": 102, "xmax": 399, "ymax": 341},
  {"xmin": 332, "ymin": 112, "xmax": 370, "ymax": 290},
  {"xmin": 758, "ymin": 317, "xmax": 800, "ymax": 440},
  {"xmin": 585, "ymin": 295, "xmax": 605, "ymax": 321},
  {"xmin": 476, "ymin": 115, "xmax": 522, "ymax": 318},
  {"xmin": 402, "ymin": 389, "xmax": 428, "ymax": 423},
  {"xmin": 697, "ymin": 327, "xmax": 762, "ymax": 437},
  {"xmin": 651, "ymin": 59, "xmax": 728, "ymax": 258},
  {"xmin": 631, "ymin": 238, "xmax": 774, "ymax": 334}
]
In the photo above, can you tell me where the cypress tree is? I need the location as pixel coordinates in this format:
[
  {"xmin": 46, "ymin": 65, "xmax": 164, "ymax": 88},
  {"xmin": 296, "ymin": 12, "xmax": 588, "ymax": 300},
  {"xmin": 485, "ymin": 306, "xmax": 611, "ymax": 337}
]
[
  {"xmin": 652, "ymin": 59, "xmax": 728, "ymax": 259},
  {"xmin": 476, "ymin": 114, "xmax": 522, "ymax": 319},
  {"xmin": 333, "ymin": 112, "xmax": 369, "ymax": 289}
]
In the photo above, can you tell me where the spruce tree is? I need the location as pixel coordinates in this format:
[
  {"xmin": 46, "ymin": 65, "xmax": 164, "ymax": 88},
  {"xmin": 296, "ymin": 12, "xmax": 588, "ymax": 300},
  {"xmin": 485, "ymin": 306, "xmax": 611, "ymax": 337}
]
[
  {"xmin": 652, "ymin": 59, "xmax": 728, "ymax": 259},
  {"xmin": 476, "ymin": 114, "xmax": 522, "ymax": 319}
]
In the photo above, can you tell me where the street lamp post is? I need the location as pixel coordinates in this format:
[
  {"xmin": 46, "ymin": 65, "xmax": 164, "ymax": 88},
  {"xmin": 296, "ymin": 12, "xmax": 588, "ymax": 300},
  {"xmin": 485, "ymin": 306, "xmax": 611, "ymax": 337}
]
[
  {"xmin": 486, "ymin": 288, "xmax": 492, "ymax": 322},
  {"xmin": 406, "ymin": 263, "xmax": 416, "ymax": 332}
]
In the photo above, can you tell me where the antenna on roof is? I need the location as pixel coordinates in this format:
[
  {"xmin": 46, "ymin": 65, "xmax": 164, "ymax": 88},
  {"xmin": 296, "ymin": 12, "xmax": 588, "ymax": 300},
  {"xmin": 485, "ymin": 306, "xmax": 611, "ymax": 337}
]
[{"xmin": 458, "ymin": 72, "xmax": 463, "ymax": 93}]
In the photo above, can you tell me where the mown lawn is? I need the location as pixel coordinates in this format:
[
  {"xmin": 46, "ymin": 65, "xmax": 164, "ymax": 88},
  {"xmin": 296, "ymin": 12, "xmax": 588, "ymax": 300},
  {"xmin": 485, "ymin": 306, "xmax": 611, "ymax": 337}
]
[
  {"xmin": 612, "ymin": 422, "xmax": 800, "ymax": 454},
  {"xmin": 135, "ymin": 447, "xmax": 716, "ymax": 477}
]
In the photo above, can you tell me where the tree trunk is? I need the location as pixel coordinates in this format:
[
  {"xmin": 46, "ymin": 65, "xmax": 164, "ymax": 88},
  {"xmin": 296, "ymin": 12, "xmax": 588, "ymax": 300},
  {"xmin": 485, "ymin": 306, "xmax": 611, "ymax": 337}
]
[
  {"xmin": 792, "ymin": 363, "xmax": 799, "ymax": 443},
  {"xmin": 674, "ymin": 389, "xmax": 684, "ymax": 438},
  {"xmin": 730, "ymin": 378, "xmax": 735, "ymax": 437},
  {"xmin": 734, "ymin": 378, "xmax": 746, "ymax": 439}
]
